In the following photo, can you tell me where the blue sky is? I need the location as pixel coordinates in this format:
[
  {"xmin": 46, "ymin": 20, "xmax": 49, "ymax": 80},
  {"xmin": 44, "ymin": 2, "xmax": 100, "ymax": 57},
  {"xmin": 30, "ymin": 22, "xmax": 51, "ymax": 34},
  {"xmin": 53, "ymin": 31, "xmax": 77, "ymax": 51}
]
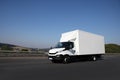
[{"xmin": 0, "ymin": 0, "xmax": 120, "ymax": 48}]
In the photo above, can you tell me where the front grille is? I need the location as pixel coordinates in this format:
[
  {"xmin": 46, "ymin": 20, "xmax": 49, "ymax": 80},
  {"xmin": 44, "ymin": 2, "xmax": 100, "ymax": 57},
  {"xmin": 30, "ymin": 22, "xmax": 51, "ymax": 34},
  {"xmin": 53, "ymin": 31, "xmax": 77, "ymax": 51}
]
[{"xmin": 49, "ymin": 53, "xmax": 56, "ymax": 54}]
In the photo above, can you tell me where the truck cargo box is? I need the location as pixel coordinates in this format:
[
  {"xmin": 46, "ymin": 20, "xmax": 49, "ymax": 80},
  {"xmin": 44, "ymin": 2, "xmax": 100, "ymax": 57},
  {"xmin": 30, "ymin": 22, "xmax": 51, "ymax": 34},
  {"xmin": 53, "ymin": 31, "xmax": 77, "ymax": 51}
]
[{"xmin": 60, "ymin": 30, "xmax": 105, "ymax": 55}]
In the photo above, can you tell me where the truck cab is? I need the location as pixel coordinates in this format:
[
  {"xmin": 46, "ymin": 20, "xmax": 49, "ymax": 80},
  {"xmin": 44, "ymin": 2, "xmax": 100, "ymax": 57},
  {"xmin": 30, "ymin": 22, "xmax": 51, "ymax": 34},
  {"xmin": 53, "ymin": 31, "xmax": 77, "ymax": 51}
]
[{"xmin": 48, "ymin": 42, "xmax": 74, "ymax": 63}]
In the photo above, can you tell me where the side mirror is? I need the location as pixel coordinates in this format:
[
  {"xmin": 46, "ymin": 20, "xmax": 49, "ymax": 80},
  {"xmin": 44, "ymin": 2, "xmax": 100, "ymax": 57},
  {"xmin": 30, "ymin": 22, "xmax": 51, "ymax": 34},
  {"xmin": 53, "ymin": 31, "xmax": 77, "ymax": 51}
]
[{"xmin": 50, "ymin": 47, "xmax": 53, "ymax": 49}]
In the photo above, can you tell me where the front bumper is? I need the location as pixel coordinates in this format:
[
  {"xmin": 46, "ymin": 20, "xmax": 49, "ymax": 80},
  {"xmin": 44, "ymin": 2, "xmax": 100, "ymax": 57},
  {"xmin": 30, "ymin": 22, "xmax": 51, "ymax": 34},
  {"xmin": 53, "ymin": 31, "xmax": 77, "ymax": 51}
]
[{"xmin": 48, "ymin": 56, "xmax": 63, "ymax": 61}]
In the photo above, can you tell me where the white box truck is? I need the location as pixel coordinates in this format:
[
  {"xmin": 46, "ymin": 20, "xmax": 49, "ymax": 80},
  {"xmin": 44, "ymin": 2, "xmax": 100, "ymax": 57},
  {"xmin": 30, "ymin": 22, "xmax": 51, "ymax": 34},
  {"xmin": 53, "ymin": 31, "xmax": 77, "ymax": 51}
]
[{"xmin": 48, "ymin": 30, "xmax": 105, "ymax": 63}]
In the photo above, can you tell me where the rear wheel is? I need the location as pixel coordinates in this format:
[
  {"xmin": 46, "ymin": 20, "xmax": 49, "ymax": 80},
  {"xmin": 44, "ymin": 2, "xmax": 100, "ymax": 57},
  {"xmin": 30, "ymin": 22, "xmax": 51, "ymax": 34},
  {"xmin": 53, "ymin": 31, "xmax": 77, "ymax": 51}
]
[{"xmin": 92, "ymin": 56, "xmax": 97, "ymax": 61}]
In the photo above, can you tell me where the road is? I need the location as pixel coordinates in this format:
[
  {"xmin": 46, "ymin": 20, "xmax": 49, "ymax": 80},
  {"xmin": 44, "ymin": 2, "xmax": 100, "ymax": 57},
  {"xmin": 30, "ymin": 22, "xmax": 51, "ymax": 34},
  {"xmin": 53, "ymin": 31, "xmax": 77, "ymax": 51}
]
[{"xmin": 0, "ymin": 55, "xmax": 120, "ymax": 80}]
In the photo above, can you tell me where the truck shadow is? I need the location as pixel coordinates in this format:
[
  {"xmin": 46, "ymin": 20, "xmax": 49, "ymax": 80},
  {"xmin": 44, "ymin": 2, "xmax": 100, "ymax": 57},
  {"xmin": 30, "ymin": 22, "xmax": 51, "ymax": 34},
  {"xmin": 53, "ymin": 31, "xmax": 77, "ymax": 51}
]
[{"xmin": 70, "ymin": 58, "xmax": 103, "ymax": 63}]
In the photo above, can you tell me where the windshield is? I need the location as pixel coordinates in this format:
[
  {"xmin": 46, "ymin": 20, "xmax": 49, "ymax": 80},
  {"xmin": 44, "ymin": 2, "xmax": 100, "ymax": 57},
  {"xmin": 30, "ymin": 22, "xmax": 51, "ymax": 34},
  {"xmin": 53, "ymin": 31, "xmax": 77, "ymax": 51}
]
[{"xmin": 55, "ymin": 42, "xmax": 74, "ymax": 49}]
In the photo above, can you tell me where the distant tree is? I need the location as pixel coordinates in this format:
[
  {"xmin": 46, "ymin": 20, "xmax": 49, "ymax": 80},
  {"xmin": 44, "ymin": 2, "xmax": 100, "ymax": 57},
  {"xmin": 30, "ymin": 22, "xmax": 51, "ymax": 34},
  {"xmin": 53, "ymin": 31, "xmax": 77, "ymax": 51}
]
[
  {"xmin": 1, "ymin": 45, "xmax": 13, "ymax": 50},
  {"xmin": 21, "ymin": 49, "xmax": 28, "ymax": 51}
]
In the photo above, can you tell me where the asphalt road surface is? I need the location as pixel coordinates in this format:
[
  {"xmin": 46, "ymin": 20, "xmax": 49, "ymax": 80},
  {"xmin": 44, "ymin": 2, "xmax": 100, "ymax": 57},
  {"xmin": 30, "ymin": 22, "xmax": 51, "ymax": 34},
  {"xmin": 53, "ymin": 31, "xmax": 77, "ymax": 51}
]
[{"xmin": 0, "ymin": 55, "xmax": 120, "ymax": 80}]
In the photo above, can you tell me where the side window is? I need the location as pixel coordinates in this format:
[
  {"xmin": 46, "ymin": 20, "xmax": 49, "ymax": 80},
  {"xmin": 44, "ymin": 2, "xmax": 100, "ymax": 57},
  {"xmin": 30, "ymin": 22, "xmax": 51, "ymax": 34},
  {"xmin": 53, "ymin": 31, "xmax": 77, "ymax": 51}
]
[{"xmin": 70, "ymin": 42, "xmax": 74, "ymax": 49}]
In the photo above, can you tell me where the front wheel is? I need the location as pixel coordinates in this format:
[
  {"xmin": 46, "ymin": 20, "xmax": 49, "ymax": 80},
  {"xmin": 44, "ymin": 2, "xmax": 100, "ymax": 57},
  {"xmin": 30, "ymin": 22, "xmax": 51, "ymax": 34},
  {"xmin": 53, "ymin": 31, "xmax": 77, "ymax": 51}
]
[{"xmin": 63, "ymin": 56, "xmax": 70, "ymax": 64}]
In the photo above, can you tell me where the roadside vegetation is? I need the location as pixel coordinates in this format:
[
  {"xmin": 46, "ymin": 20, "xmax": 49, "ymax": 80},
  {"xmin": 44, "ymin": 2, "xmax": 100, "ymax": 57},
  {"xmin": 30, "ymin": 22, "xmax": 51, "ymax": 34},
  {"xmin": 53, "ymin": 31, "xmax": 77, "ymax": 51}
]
[{"xmin": 105, "ymin": 44, "xmax": 120, "ymax": 53}]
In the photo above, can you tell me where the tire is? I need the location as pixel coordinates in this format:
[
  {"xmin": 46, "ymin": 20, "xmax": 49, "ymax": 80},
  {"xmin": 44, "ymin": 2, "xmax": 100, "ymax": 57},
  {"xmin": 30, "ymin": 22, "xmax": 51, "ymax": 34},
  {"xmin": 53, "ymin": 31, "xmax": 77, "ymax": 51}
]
[{"xmin": 63, "ymin": 56, "xmax": 70, "ymax": 64}]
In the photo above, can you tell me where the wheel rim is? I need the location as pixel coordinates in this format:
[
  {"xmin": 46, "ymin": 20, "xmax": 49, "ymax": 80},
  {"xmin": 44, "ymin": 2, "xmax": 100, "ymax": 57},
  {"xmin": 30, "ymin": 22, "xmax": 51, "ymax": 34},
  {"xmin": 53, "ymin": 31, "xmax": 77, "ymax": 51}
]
[
  {"xmin": 64, "ymin": 56, "xmax": 70, "ymax": 63},
  {"xmin": 64, "ymin": 58, "xmax": 67, "ymax": 62},
  {"xmin": 93, "ymin": 56, "xmax": 96, "ymax": 61}
]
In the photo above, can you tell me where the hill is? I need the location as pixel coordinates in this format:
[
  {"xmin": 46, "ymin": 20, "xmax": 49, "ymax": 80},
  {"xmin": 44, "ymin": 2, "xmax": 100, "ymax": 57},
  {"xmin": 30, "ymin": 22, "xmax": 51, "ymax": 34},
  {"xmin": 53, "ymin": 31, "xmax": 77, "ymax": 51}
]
[
  {"xmin": 0, "ymin": 43, "xmax": 31, "ymax": 51},
  {"xmin": 0, "ymin": 43, "xmax": 16, "ymax": 47},
  {"xmin": 0, "ymin": 43, "xmax": 16, "ymax": 50},
  {"xmin": 0, "ymin": 43, "xmax": 48, "ymax": 52}
]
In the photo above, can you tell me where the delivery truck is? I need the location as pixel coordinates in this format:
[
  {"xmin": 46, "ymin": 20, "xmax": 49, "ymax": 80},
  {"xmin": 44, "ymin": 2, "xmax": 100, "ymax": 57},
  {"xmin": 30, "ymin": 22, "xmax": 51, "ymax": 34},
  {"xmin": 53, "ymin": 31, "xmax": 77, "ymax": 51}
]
[{"xmin": 48, "ymin": 30, "xmax": 105, "ymax": 63}]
